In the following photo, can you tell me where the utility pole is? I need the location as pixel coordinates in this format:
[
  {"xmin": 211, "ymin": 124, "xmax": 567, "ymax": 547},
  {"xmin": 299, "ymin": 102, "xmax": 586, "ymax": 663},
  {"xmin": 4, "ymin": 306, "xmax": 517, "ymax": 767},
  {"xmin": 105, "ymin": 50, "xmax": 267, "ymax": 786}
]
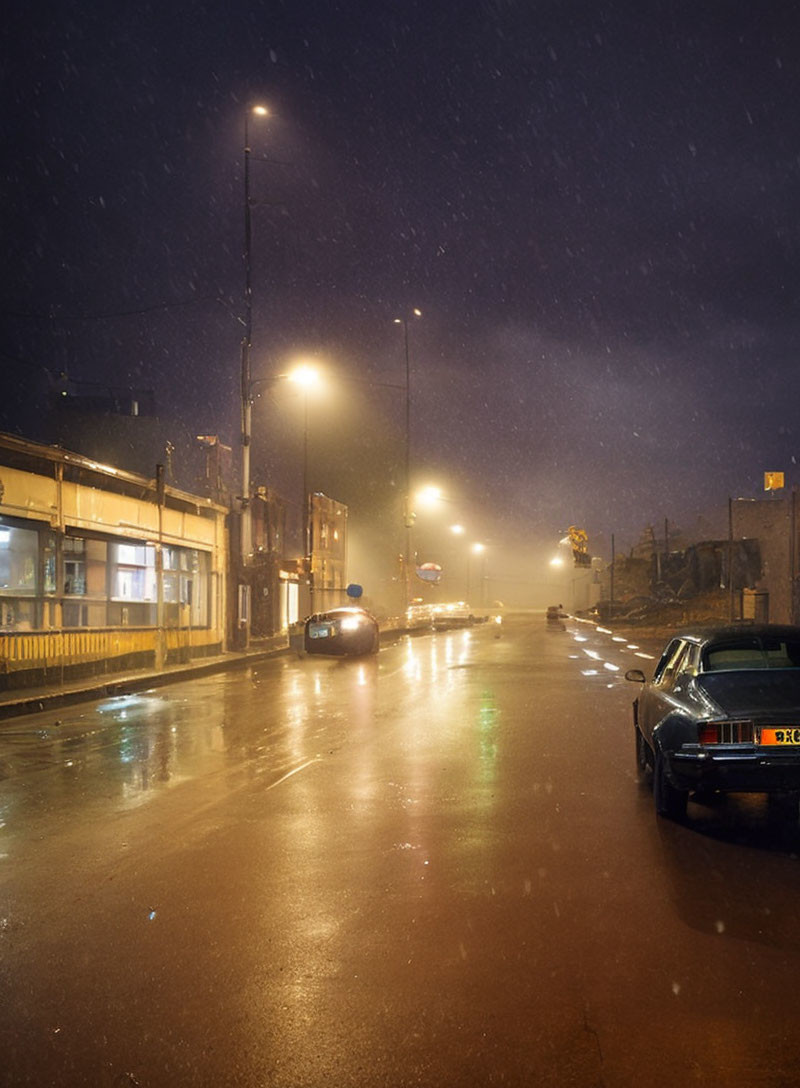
[
  {"xmin": 393, "ymin": 308, "xmax": 421, "ymax": 606},
  {"xmin": 240, "ymin": 104, "xmax": 269, "ymax": 566}
]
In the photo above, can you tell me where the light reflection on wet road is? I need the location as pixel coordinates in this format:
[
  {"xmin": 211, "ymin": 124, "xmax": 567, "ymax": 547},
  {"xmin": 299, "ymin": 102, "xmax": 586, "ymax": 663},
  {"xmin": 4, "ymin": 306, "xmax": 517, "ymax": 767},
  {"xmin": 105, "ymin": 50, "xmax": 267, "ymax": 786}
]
[{"xmin": 3, "ymin": 615, "xmax": 800, "ymax": 1087}]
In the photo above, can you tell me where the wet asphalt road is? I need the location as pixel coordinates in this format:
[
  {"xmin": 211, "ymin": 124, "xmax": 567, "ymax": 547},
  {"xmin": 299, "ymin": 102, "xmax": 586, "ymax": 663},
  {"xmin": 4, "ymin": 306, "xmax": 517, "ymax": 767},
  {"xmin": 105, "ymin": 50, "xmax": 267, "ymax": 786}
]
[{"xmin": 3, "ymin": 614, "xmax": 800, "ymax": 1087}]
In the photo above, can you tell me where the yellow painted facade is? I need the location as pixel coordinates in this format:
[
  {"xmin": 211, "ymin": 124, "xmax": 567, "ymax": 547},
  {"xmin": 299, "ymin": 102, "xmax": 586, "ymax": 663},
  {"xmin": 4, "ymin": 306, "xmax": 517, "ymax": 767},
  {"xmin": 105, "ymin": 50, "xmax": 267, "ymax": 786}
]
[{"xmin": 0, "ymin": 434, "xmax": 229, "ymax": 686}]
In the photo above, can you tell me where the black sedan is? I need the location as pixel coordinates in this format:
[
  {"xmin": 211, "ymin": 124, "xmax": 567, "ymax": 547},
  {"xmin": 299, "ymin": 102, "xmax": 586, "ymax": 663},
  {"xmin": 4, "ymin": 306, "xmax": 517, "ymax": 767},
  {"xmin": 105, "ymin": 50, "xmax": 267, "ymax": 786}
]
[
  {"xmin": 626, "ymin": 624, "xmax": 800, "ymax": 820},
  {"xmin": 304, "ymin": 606, "xmax": 380, "ymax": 656}
]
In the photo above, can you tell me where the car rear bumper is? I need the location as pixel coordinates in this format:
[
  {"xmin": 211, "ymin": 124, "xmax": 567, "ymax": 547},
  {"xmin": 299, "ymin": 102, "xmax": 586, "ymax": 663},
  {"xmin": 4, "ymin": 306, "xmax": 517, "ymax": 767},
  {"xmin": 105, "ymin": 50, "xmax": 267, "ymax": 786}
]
[
  {"xmin": 304, "ymin": 630, "xmax": 376, "ymax": 655},
  {"xmin": 669, "ymin": 747, "xmax": 800, "ymax": 793},
  {"xmin": 305, "ymin": 637, "xmax": 347, "ymax": 655}
]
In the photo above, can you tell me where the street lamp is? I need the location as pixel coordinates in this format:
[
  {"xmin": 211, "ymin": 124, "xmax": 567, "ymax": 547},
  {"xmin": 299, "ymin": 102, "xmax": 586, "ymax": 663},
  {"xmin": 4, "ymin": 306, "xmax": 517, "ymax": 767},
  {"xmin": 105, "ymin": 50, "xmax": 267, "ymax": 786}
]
[
  {"xmin": 240, "ymin": 103, "xmax": 270, "ymax": 565},
  {"xmin": 415, "ymin": 484, "xmax": 443, "ymax": 509},
  {"xmin": 468, "ymin": 542, "xmax": 486, "ymax": 605},
  {"xmin": 287, "ymin": 364, "xmax": 322, "ymax": 613},
  {"xmin": 393, "ymin": 307, "xmax": 422, "ymax": 603}
]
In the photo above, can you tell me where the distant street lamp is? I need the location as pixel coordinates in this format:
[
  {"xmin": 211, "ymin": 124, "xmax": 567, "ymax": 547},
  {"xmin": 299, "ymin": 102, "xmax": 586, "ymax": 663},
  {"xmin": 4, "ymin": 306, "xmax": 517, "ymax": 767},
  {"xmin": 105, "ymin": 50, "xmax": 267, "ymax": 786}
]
[
  {"xmin": 393, "ymin": 308, "xmax": 422, "ymax": 601},
  {"xmin": 240, "ymin": 103, "xmax": 269, "ymax": 565}
]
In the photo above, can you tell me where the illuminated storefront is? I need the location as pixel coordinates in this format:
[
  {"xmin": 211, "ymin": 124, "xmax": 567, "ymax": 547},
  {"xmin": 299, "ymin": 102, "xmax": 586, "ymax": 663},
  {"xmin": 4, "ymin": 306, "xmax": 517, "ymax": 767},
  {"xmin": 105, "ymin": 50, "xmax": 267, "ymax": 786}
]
[{"xmin": 0, "ymin": 434, "xmax": 228, "ymax": 688}]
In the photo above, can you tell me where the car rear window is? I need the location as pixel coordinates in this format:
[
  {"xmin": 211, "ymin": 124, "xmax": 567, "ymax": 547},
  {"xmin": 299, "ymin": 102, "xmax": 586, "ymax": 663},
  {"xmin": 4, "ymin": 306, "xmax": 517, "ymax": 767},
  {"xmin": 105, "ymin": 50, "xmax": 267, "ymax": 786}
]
[{"xmin": 703, "ymin": 637, "xmax": 800, "ymax": 671}]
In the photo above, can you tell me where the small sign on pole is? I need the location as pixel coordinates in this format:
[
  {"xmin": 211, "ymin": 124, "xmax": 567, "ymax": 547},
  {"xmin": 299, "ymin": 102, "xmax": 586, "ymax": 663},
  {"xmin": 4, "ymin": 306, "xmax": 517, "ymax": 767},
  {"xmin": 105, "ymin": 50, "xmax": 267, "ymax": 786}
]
[{"xmin": 764, "ymin": 472, "xmax": 785, "ymax": 492}]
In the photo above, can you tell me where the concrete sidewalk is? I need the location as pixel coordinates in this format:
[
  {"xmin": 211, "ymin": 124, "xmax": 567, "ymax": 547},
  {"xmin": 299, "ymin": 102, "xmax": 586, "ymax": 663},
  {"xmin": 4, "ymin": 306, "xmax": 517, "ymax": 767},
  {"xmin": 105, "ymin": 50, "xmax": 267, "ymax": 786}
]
[{"xmin": 0, "ymin": 634, "xmax": 291, "ymax": 722}]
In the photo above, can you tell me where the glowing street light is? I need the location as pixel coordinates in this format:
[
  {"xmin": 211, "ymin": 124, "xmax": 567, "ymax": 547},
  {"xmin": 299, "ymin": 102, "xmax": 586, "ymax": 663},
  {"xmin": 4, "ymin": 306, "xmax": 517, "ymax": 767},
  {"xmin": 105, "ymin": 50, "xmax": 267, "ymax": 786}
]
[
  {"xmin": 246, "ymin": 360, "xmax": 323, "ymax": 610},
  {"xmin": 286, "ymin": 363, "xmax": 324, "ymax": 612},
  {"xmin": 287, "ymin": 363, "xmax": 322, "ymax": 389},
  {"xmin": 285, "ymin": 363, "xmax": 326, "ymax": 613},
  {"xmin": 465, "ymin": 541, "xmax": 486, "ymax": 604},
  {"xmin": 450, "ymin": 524, "xmax": 465, "ymax": 536},
  {"xmin": 416, "ymin": 484, "xmax": 443, "ymax": 508}
]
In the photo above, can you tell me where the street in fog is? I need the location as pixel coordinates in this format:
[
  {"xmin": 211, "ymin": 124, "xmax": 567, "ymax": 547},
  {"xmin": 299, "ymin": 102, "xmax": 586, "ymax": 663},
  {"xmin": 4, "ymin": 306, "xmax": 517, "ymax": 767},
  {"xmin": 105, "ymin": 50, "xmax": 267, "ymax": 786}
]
[{"xmin": 4, "ymin": 614, "xmax": 800, "ymax": 1087}]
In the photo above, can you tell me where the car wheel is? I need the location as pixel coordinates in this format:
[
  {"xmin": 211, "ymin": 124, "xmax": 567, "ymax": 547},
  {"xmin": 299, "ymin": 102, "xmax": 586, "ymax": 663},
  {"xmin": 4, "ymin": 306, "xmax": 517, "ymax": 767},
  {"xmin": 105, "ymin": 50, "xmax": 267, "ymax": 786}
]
[
  {"xmin": 653, "ymin": 748, "xmax": 687, "ymax": 821},
  {"xmin": 635, "ymin": 726, "xmax": 651, "ymax": 779}
]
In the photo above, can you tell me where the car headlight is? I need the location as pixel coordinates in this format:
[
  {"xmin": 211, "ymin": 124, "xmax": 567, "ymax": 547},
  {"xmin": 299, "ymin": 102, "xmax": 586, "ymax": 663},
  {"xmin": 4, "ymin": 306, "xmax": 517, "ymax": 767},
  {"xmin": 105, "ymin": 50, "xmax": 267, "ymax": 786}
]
[{"xmin": 339, "ymin": 616, "xmax": 362, "ymax": 632}]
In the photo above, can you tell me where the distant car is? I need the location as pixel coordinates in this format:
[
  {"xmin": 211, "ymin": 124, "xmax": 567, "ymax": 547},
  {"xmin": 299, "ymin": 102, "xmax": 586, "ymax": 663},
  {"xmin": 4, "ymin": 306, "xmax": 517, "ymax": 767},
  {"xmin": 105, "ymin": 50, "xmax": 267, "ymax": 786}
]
[
  {"xmin": 431, "ymin": 602, "xmax": 475, "ymax": 629},
  {"xmin": 546, "ymin": 604, "xmax": 567, "ymax": 622},
  {"xmin": 405, "ymin": 603, "xmax": 436, "ymax": 630},
  {"xmin": 626, "ymin": 624, "xmax": 800, "ymax": 820},
  {"xmin": 304, "ymin": 607, "xmax": 380, "ymax": 656}
]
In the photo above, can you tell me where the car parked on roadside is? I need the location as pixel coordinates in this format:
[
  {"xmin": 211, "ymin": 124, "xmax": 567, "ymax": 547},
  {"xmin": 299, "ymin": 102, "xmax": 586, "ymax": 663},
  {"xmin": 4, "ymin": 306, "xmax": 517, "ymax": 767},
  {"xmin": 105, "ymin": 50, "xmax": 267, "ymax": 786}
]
[
  {"xmin": 304, "ymin": 607, "xmax": 380, "ymax": 656},
  {"xmin": 626, "ymin": 625, "xmax": 800, "ymax": 820},
  {"xmin": 431, "ymin": 602, "xmax": 475, "ymax": 629},
  {"xmin": 405, "ymin": 603, "xmax": 436, "ymax": 630}
]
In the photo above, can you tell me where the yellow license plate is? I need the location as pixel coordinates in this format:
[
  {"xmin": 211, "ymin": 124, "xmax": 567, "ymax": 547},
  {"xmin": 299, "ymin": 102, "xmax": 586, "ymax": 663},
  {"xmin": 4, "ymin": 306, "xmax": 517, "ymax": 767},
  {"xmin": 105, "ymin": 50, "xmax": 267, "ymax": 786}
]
[{"xmin": 760, "ymin": 727, "xmax": 800, "ymax": 746}]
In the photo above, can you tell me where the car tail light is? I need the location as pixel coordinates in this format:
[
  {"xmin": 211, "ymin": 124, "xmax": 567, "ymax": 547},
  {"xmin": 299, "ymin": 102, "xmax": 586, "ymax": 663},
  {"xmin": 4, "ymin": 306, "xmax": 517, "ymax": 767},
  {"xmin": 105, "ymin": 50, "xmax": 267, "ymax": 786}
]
[{"xmin": 697, "ymin": 720, "xmax": 754, "ymax": 744}]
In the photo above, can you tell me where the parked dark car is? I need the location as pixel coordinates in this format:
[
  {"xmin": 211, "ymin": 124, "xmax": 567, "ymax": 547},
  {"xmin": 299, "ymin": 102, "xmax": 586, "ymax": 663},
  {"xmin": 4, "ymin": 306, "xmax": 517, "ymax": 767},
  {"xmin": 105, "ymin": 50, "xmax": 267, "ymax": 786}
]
[
  {"xmin": 304, "ymin": 606, "xmax": 380, "ymax": 656},
  {"xmin": 626, "ymin": 625, "xmax": 800, "ymax": 820}
]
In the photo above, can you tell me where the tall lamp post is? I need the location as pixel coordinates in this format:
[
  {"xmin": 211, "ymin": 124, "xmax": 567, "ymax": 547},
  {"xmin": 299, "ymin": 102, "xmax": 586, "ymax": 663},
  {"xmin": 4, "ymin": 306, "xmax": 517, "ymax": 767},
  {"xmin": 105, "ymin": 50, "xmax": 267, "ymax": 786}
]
[
  {"xmin": 393, "ymin": 308, "xmax": 422, "ymax": 603},
  {"xmin": 468, "ymin": 542, "xmax": 485, "ymax": 604},
  {"xmin": 449, "ymin": 523, "xmax": 466, "ymax": 597},
  {"xmin": 240, "ymin": 104, "xmax": 269, "ymax": 565},
  {"xmin": 288, "ymin": 364, "xmax": 322, "ymax": 614}
]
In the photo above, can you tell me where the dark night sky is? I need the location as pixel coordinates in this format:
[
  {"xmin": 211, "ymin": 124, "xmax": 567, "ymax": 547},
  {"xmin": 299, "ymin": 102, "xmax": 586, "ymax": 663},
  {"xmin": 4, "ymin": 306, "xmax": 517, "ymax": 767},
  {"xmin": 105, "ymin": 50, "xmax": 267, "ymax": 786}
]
[{"xmin": 3, "ymin": 0, "xmax": 800, "ymax": 594}]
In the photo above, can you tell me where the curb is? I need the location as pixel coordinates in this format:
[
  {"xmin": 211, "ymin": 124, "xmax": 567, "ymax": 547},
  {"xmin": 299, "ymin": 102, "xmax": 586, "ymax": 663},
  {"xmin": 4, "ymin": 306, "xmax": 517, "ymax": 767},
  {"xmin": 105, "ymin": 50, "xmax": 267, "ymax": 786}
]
[{"xmin": 0, "ymin": 643, "xmax": 291, "ymax": 723}]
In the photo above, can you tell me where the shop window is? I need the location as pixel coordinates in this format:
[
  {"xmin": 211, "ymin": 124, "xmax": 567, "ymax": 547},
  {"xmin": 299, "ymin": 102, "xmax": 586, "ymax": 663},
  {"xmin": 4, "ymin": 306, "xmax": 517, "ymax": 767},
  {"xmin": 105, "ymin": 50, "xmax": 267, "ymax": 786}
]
[
  {"xmin": 85, "ymin": 539, "xmax": 108, "ymax": 597},
  {"xmin": 163, "ymin": 571, "xmax": 180, "ymax": 603},
  {"xmin": 0, "ymin": 525, "xmax": 38, "ymax": 595},
  {"xmin": 116, "ymin": 543, "xmax": 151, "ymax": 567},
  {"xmin": 43, "ymin": 533, "xmax": 57, "ymax": 594},
  {"xmin": 0, "ymin": 598, "xmax": 35, "ymax": 631},
  {"xmin": 63, "ymin": 536, "xmax": 87, "ymax": 595},
  {"xmin": 190, "ymin": 551, "xmax": 208, "ymax": 626},
  {"xmin": 110, "ymin": 542, "xmax": 156, "ymax": 602}
]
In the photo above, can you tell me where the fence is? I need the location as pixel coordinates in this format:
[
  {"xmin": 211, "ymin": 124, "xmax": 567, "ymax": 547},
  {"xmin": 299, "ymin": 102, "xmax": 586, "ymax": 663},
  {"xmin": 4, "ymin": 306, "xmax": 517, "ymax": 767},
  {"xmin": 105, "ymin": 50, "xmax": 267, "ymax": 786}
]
[{"xmin": 0, "ymin": 627, "xmax": 221, "ymax": 689}]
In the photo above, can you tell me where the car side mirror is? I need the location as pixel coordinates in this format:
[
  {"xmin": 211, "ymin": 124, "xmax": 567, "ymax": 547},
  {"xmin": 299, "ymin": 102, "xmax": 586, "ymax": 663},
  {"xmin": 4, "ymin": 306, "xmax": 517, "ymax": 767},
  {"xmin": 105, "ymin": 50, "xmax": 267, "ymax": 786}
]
[{"xmin": 625, "ymin": 668, "xmax": 647, "ymax": 683}]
